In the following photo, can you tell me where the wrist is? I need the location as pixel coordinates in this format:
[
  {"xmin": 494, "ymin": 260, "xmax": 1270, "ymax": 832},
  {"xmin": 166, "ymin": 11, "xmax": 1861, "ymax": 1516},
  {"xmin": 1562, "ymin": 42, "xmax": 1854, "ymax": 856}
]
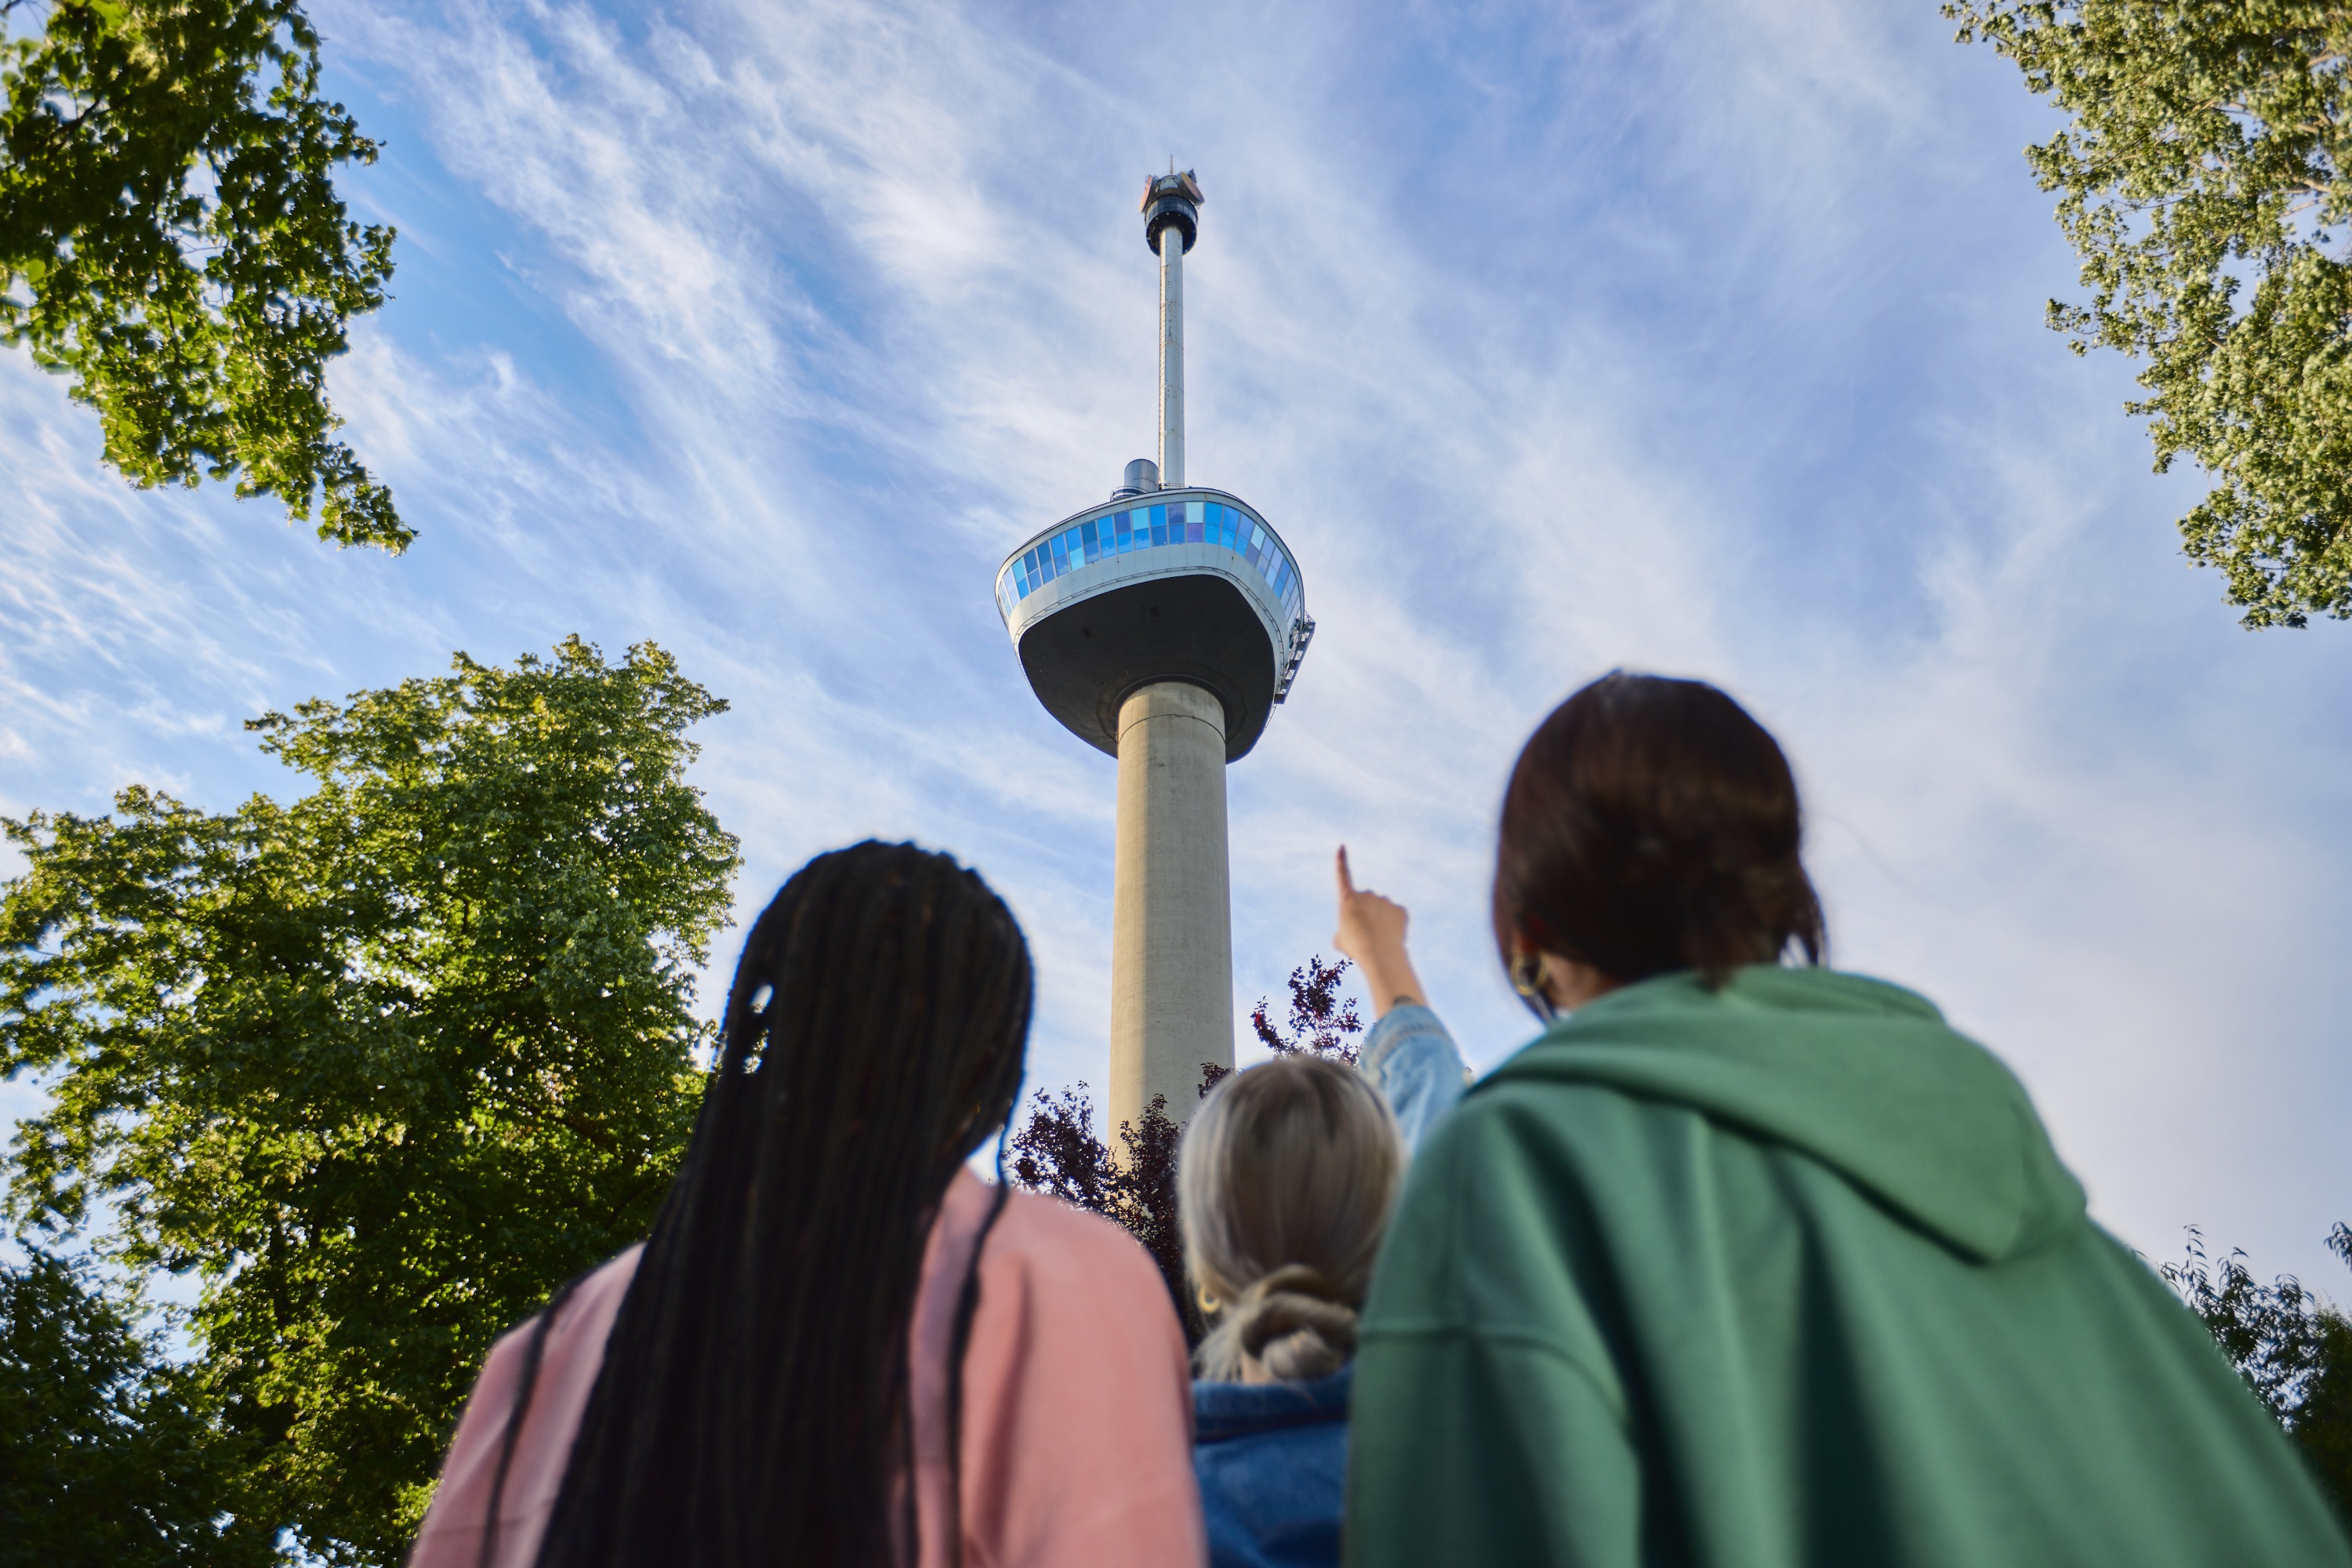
[{"xmin": 1359, "ymin": 955, "xmax": 1425, "ymax": 1018}]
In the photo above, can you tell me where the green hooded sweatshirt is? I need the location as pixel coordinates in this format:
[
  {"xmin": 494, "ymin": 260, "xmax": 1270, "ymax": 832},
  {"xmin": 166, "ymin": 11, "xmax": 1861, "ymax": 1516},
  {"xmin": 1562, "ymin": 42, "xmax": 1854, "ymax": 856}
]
[{"xmin": 1348, "ymin": 967, "xmax": 2348, "ymax": 1566}]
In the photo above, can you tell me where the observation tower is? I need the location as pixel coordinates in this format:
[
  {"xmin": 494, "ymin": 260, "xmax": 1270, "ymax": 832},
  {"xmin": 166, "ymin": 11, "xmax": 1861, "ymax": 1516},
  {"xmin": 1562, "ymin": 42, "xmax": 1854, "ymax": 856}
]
[{"xmin": 993, "ymin": 169, "xmax": 1314, "ymax": 1136}]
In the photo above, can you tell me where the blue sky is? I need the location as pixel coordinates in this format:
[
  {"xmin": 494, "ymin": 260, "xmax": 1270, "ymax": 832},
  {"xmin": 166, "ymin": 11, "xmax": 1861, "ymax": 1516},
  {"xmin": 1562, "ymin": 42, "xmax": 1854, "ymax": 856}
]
[{"xmin": 5, "ymin": 0, "xmax": 2349, "ymax": 1290}]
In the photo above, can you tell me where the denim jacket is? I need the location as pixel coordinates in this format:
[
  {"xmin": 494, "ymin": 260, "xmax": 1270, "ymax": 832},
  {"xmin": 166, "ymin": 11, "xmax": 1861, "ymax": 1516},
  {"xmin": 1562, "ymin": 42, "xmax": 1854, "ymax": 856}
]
[
  {"xmin": 1356, "ymin": 1003, "xmax": 1472, "ymax": 1154},
  {"xmin": 1193, "ymin": 1367, "xmax": 1354, "ymax": 1568}
]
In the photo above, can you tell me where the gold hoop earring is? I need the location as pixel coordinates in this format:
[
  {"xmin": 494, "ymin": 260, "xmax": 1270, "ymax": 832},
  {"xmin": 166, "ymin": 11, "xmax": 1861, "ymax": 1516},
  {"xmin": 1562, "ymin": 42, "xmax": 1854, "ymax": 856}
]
[
  {"xmin": 1197, "ymin": 1286, "xmax": 1221, "ymax": 1315},
  {"xmin": 1510, "ymin": 950, "xmax": 1548, "ymax": 1000}
]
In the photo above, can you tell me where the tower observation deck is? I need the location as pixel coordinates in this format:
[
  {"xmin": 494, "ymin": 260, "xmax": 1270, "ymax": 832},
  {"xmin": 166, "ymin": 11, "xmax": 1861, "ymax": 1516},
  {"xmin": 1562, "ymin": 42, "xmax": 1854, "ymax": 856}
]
[{"xmin": 994, "ymin": 169, "xmax": 1314, "ymax": 1136}]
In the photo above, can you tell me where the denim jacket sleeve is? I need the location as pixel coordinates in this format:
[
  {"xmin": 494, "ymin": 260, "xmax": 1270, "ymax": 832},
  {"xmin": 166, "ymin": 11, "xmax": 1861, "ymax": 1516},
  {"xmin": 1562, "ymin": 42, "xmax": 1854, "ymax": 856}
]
[{"xmin": 1357, "ymin": 1004, "xmax": 1472, "ymax": 1156}]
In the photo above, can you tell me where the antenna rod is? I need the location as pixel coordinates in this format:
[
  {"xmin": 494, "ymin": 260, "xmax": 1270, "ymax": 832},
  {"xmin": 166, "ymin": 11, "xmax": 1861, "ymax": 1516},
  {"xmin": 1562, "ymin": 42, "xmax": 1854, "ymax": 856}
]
[
  {"xmin": 1160, "ymin": 226, "xmax": 1184, "ymax": 487},
  {"xmin": 1141, "ymin": 170, "xmax": 1203, "ymax": 488}
]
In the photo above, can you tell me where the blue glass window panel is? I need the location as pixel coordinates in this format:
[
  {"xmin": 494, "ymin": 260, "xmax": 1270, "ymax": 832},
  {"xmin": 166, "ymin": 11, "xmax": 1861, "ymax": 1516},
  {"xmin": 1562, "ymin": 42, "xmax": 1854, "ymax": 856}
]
[
  {"xmin": 1014, "ymin": 571, "xmax": 1029, "ymax": 600},
  {"xmin": 1064, "ymin": 527, "xmax": 1083, "ymax": 558},
  {"xmin": 1222, "ymin": 509, "xmax": 1240, "ymax": 549},
  {"xmin": 1050, "ymin": 537, "xmax": 1068, "ymax": 575},
  {"xmin": 1114, "ymin": 511, "xmax": 1132, "ymax": 550},
  {"xmin": 1151, "ymin": 519, "xmax": 1167, "ymax": 546},
  {"xmin": 1186, "ymin": 503, "xmax": 1204, "ymax": 543},
  {"xmin": 1022, "ymin": 549, "xmax": 1039, "ymax": 586},
  {"xmin": 1081, "ymin": 519, "xmax": 1101, "ymax": 561},
  {"xmin": 1206, "ymin": 502, "xmax": 1223, "ymax": 539},
  {"xmin": 1274, "ymin": 555, "xmax": 1290, "ymax": 593}
]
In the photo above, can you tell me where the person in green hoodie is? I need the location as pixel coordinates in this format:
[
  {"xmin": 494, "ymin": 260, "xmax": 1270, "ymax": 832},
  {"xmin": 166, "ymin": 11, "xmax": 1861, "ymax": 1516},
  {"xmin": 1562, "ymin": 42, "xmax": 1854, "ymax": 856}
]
[{"xmin": 1334, "ymin": 671, "xmax": 2349, "ymax": 1566}]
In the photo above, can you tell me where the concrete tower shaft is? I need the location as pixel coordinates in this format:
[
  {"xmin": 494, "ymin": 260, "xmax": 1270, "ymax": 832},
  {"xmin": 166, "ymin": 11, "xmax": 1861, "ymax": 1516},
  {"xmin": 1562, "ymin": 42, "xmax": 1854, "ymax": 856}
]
[{"xmin": 1109, "ymin": 681, "xmax": 1232, "ymax": 1136}]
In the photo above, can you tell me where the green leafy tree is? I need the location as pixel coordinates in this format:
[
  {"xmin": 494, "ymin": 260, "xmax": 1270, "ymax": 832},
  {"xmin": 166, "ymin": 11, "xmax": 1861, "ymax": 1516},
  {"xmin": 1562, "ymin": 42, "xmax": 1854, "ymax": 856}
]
[
  {"xmin": 2164, "ymin": 1223, "xmax": 2352, "ymax": 1519},
  {"xmin": 0, "ymin": 638, "xmax": 740, "ymax": 1564},
  {"xmin": 1, "ymin": 0, "xmax": 402, "ymax": 548},
  {"xmin": 1948, "ymin": 2, "xmax": 2352, "ymax": 626},
  {"xmin": 1, "ymin": 1247, "xmax": 275, "ymax": 1566}
]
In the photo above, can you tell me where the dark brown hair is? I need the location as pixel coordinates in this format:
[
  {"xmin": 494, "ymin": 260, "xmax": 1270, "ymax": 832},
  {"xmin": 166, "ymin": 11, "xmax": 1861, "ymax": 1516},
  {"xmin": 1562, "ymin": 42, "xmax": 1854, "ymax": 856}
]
[{"xmin": 1493, "ymin": 671, "xmax": 1824, "ymax": 992}]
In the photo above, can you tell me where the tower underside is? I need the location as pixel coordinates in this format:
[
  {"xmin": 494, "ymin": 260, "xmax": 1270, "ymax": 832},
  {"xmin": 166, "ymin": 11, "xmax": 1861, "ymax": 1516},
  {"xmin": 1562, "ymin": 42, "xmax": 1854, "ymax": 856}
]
[{"xmin": 1016, "ymin": 575, "xmax": 1276, "ymax": 761}]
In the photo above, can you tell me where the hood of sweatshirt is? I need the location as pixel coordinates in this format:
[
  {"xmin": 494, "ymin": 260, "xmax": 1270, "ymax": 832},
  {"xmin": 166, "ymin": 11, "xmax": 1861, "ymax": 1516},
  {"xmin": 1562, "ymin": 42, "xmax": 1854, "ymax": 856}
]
[{"xmin": 1483, "ymin": 967, "xmax": 2086, "ymax": 1264}]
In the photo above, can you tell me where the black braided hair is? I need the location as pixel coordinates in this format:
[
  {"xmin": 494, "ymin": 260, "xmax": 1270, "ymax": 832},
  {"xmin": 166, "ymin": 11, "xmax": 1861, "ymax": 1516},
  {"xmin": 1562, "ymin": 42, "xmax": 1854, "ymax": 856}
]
[{"xmin": 524, "ymin": 841, "xmax": 1033, "ymax": 1567}]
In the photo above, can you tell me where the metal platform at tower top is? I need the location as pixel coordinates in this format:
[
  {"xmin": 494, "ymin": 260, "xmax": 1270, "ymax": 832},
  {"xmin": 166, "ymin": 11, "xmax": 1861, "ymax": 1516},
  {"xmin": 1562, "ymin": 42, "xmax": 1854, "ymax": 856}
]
[{"xmin": 995, "ymin": 485, "xmax": 1312, "ymax": 761}]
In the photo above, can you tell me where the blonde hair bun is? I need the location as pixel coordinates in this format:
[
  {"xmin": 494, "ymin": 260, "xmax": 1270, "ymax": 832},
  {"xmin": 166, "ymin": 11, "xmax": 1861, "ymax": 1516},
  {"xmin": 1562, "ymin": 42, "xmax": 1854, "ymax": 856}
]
[{"xmin": 1233, "ymin": 1265, "xmax": 1358, "ymax": 1381}]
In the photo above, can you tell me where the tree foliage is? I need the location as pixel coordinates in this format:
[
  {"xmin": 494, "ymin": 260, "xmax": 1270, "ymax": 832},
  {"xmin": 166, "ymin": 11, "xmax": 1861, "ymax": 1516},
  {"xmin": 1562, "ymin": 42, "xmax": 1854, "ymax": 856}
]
[
  {"xmin": 0, "ymin": 638, "xmax": 739, "ymax": 1564},
  {"xmin": 1948, "ymin": 1, "xmax": 2352, "ymax": 625},
  {"xmin": 0, "ymin": 0, "xmax": 402, "ymax": 548},
  {"xmin": 1, "ymin": 1248, "xmax": 274, "ymax": 1566},
  {"xmin": 1250, "ymin": 953, "xmax": 1362, "ymax": 1064},
  {"xmin": 2163, "ymin": 1223, "xmax": 2352, "ymax": 1519}
]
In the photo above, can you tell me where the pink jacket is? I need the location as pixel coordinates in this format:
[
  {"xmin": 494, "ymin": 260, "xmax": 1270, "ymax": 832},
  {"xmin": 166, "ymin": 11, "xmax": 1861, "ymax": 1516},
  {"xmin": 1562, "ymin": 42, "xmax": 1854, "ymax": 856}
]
[{"xmin": 408, "ymin": 1170, "xmax": 1206, "ymax": 1568}]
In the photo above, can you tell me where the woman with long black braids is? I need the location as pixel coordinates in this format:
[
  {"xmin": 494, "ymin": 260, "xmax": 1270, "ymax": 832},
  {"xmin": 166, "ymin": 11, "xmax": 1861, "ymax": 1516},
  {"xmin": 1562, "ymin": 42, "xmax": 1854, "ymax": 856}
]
[{"xmin": 408, "ymin": 842, "xmax": 1206, "ymax": 1568}]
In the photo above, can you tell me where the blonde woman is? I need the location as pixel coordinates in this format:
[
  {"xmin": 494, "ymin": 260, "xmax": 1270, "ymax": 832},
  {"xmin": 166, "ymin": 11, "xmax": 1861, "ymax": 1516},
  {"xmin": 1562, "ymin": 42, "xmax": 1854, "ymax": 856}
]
[{"xmin": 1178, "ymin": 1054, "xmax": 1404, "ymax": 1568}]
